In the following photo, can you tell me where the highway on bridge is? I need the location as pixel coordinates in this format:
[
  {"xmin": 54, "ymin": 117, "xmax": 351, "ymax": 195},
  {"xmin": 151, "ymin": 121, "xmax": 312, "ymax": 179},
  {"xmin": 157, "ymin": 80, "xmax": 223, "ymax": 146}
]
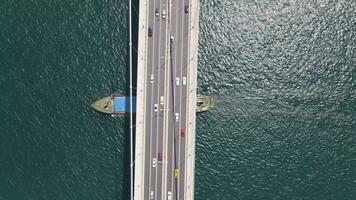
[{"xmin": 143, "ymin": 0, "xmax": 191, "ymax": 199}]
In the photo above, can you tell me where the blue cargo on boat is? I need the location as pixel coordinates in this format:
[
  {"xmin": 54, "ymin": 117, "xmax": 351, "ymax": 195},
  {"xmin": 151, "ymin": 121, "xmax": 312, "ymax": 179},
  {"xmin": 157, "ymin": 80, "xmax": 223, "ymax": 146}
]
[{"xmin": 114, "ymin": 96, "xmax": 136, "ymax": 113}]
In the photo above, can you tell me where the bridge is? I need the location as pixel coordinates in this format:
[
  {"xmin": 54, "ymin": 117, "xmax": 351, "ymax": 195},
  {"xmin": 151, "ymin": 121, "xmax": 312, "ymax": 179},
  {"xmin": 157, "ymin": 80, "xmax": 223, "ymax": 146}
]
[{"xmin": 133, "ymin": 0, "xmax": 199, "ymax": 199}]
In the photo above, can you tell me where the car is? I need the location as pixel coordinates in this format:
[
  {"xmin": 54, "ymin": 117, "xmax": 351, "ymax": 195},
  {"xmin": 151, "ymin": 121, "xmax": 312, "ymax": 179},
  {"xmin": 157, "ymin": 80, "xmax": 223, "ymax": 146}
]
[
  {"xmin": 170, "ymin": 36, "xmax": 174, "ymax": 43},
  {"xmin": 150, "ymin": 190, "xmax": 154, "ymax": 199},
  {"xmin": 174, "ymin": 169, "xmax": 179, "ymax": 179},
  {"xmin": 175, "ymin": 77, "xmax": 180, "ymax": 86},
  {"xmin": 162, "ymin": 10, "xmax": 166, "ymax": 19},
  {"xmin": 175, "ymin": 113, "xmax": 179, "ymax": 122},
  {"xmin": 150, "ymin": 74, "xmax": 154, "ymax": 83},
  {"xmin": 184, "ymin": 5, "xmax": 189, "ymax": 13},
  {"xmin": 181, "ymin": 128, "xmax": 185, "ymax": 137},
  {"xmin": 148, "ymin": 27, "xmax": 153, "ymax": 37},
  {"xmin": 167, "ymin": 191, "xmax": 172, "ymax": 200},
  {"xmin": 154, "ymin": 104, "xmax": 158, "ymax": 112},
  {"xmin": 160, "ymin": 96, "xmax": 164, "ymax": 105},
  {"xmin": 152, "ymin": 158, "xmax": 157, "ymax": 167},
  {"xmin": 182, "ymin": 76, "xmax": 186, "ymax": 85},
  {"xmin": 158, "ymin": 152, "xmax": 162, "ymax": 161},
  {"xmin": 155, "ymin": 8, "xmax": 159, "ymax": 17}
]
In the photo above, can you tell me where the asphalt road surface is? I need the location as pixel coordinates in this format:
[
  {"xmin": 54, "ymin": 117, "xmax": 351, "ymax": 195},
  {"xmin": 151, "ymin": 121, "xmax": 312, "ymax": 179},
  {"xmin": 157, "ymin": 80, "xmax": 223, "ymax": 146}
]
[{"xmin": 143, "ymin": 0, "xmax": 191, "ymax": 199}]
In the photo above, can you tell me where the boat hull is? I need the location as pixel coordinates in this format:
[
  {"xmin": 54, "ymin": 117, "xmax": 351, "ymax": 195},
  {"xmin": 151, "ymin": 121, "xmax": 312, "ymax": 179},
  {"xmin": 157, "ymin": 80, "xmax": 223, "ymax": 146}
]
[
  {"xmin": 196, "ymin": 95, "xmax": 215, "ymax": 113},
  {"xmin": 91, "ymin": 96, "xmax": 115, "ymax": 114},
  {"xmin": 91, "ymin": 96, "xmax": 137, "ymax": 115}
]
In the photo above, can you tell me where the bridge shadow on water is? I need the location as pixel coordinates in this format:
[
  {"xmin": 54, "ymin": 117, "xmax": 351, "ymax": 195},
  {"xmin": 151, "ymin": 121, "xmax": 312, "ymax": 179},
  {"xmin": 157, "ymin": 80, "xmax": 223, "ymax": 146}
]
[
  {"xmin": 122, "ymin": 113, "xmax": 135, "ymax": 200},
  {"xmin": 121, "ymin": 0, "xmax": 139, "ymax": 199}
]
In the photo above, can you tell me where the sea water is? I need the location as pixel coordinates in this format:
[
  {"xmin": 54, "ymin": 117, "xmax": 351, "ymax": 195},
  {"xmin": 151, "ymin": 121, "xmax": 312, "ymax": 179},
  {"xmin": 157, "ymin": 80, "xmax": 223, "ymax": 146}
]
[{"xmin": 0, "ymin": 0, "xmax": 355, "ymax": 199}]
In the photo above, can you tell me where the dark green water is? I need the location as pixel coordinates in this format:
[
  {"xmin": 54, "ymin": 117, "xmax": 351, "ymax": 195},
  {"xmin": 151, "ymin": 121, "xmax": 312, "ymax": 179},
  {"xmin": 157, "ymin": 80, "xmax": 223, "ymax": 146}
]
[{"xmin": 0, "ymin": 0, "xmax": 355, "ymax": 199}]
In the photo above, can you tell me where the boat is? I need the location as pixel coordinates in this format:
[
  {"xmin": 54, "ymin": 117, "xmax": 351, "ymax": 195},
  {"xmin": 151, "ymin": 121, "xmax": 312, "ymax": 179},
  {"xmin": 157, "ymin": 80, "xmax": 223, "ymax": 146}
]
[
  {"xmin": 91, "ymin": 96, "xmax": 136, "ymax": 116},
  {"xmin": 196, "ymin": 95, "xmax": 215, "ymax": 113},
  {"xmin": 91, "ymin": 95, "xmax": 213, "ymax": 115}
]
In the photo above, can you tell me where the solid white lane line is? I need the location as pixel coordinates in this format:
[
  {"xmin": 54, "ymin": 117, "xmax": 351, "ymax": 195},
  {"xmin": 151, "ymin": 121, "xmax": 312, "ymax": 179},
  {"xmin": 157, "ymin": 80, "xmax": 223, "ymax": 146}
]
[
  {"xmin": 172, "ymin": 0, "xmax": 181, "ymax": 198},
  {"xmin": 161, "ymin": 0, "xmax": 171, "ymax": 198},
  {"xmin": 168, "ymin": 0, "xmax": 177, "ymax": 196},
  {"xmin": 154, "ymin": 0, "xmax": 164, "ymax": 198},
  {"xmin": 148, "ymin": 0, "xmax": 157, "ymax": 198},
  {"xmin": 177, "ymin": 0, "xmax": 186, "ymax": 198}
]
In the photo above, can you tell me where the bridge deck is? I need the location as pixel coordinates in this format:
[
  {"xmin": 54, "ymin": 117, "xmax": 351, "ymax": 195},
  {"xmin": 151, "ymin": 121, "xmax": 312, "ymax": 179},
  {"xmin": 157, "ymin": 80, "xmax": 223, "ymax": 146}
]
[{"xmin": 134, "ymin": 0, "xmax": 199, "ymax": 200}]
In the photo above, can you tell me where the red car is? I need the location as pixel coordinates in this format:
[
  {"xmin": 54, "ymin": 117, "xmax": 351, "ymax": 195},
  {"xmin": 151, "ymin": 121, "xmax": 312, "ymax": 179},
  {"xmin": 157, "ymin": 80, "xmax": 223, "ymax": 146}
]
[
  {"xmin": 158, "ymin": 153, "xmax": 163, "ymax": 161},
  {"xmin": 181, "ymin": 128, "xmax": 186, "ymax": 137}
]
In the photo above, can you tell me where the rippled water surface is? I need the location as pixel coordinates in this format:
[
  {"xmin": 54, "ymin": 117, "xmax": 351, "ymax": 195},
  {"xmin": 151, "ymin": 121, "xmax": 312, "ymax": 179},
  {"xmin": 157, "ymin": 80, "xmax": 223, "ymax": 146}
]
[{"xmin": 1, "ymin": 0, "xmax": 355, "ymax": 199}]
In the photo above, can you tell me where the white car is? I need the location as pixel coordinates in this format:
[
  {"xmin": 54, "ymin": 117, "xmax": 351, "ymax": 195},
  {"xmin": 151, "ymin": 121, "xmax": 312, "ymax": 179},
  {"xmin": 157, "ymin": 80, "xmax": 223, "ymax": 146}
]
[
  {"xmin": 167, "ymin": 191, "xmax": 172, "ymax": 200},
  {"xmin": 162, "ymin": 10, "xmax": 166, "ymax": 19},
  {"xmin": 150, "ymin": 74, "xmax": 154, "ymax": 83},
  {"xmin": 170, "ymin": 36, "xmax": 174, "ymax": 43},
  {"xmin": 155, "ymin": 8, "xmax": 159, "ymax": 17},
  {"xmin": 176, "ymin": 77, "xmax": 180, "ymax": 86},
  {"xmin": 182, "ymin": 77, "xmax": 186, "ymax": 85},
  {"xmin": 154, "ymin": 104, "xmax": 158, "ymax": 112},
  {"xmin": 175, "ymin": 113, "xmax": 179, "ymax": 122},
  {"xmin": 150, "ymin": 190, "xmax": 154, "ymax": 199},
  {"xmin": 160, "ymin": 96, "xmax": 164, "ymax": 105},
  {"xmin": 152, "ymin": 158, "xmax": 157, "ymax": 167}
]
